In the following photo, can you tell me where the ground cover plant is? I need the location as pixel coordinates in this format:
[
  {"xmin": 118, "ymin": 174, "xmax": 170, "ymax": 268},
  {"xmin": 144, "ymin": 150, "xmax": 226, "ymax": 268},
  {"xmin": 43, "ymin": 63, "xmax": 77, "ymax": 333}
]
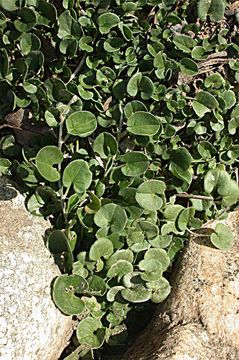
[{"xmin": 0, "ymin": 0, "xmax": 239, "ymax": 359}]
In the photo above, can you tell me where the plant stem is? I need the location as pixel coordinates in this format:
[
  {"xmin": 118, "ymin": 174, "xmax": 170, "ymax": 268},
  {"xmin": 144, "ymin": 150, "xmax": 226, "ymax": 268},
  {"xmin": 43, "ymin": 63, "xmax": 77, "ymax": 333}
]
[
  {"xmin": 176, "ymin": 193, "xmax": 214, "ymax": 201},
  {"xmin": 187, "ymin": 228, "xmax": 211, "ymax": 238},
  {"xmin": 67, "ymin": 52, "xmax": 88, "ymax": 84},
  {"xmin": 58, "ymin": 113, "xmax": 67, "ymax": 223}
]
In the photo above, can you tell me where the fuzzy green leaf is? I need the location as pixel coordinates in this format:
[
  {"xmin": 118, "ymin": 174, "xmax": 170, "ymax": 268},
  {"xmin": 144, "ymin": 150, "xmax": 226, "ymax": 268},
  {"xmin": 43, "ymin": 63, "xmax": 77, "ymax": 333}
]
[
  {"xmin": 66, "ymin": 111, "xmax": 97, "ymax": 137},
  {"xmin": 62, "ymin": 160, "xmax": 92, "ymax": 193},
  {"xmin": 35, "ymin": 146, "xmax": 63, "ymax": 182},
  {"xmin": 211, "ymin": 223, "xmax": 235, "ymax": 250}
]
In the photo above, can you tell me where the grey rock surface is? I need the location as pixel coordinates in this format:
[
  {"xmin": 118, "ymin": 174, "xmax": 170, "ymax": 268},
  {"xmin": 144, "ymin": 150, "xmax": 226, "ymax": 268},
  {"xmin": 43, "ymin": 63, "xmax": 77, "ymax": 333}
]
[
  {"xmin": 125, "ymin": 211, "xmax": 239, "ymax": 360},
  {"xmin": 0, "ymin": 177, "xmax": 73, "ymax": 360}
]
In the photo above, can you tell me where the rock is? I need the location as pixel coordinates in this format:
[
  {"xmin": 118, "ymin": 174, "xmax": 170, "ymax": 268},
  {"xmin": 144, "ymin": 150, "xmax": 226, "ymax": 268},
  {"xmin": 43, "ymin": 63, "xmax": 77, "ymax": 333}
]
[
  {"xmin": 124, "ymin": 211, "xmax": 239, "ymax": 360},
  {"xmin": 0, "ymin": 177, "xmax": 73, "ymax": 360}
]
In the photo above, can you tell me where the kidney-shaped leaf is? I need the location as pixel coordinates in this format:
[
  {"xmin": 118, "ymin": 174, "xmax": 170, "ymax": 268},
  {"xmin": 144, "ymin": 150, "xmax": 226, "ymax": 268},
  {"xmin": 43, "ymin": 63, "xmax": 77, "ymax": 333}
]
[
  {"xmin": 89, "ymin": 238, "xmax": 114, "ymax": 261},
  {"xmin": 14, "ymin": 8, "xmax": 37, "ymax": 32},
  {"xmin": 36, "ymin": 146, "xmax": 63, "ymax": 182},
  {"xmin": 140, "ymin": 76, "xmax": 154, "ymax": 100},
  {"xmin": 107, "ymin": 260, "xmax": 133, "ymax": 278},
  {"xmin": 0, "ymin": 0, "xmax": 18, "ymax": 11},
  {"xmin": 180, "ymin": 58, "xmax": 198, "ymax": 75},
  {"xmin": 169, "ymin": 147, "xmax": 193, "ymax": 184},
  {"xmin": 135, "ymin": 180, "xmax": 166, "ymax": 211},
  {"xmin": 127, "ymin": 72, "xmax": 142, "ymax": 97},
  {"xmin": 87, "ymin": 275, "xmax": 107, "ymax": 296},
  {"xmin": 121, "ymin": 151, "xmax": 149, "ymax": 177},
  {"xmin": 176, "ymin": 207, "xmax": 195, "ymax": 232},
  {"xmin": 123, "ymin": 272, "xmax": 145, "ymax": 288},
  {"xmin": 106, "ymin": 286, "xmax": 125, "ymax": 302},
  {"xmin": 93, "ymin": 132, "xmax": 118, "ymax": 159},
  {"xmin": 144, "ymin": 248, "xmax": 170, "ymax": 272},
  {"xmin": 127, "ymin": 111, "xmax": 161, "ymax": 136},
  {"xmin": 94, "ymin": 204, "xmax": 127, "ymax": 232},
  {"xmin": 121, "ymin": 285, "xmax": 152, "ymax": 303},
  {"xmin": 76, "ymin": 317, "xmax": 105, "ymax": 349},
  {"xmin": 106, "ymin": 249, "xmax": 134, "ymax": 268},
  {"xmin": 139, "ymin": 258, "xmax": 162, "ymax": 282},
  {"xmin": 210, "ymin": 223, "xmax": 235, "ymax": 250},
  {"xmin": 124, "ymin": 100, "xmax": 147, "ymax": 118},
  {"xmin": 47, "ymin": 230, "xmax": 73, "ymax": 271},
  {"xmin": 97, "ymin": 12, "xmax": 120, "ymax": 34},
  {"xmin": 198, "ymin": 0, "xmax": 225, "ymax": 22},
  {"xmin": 147, "ymin": 277, "xmax": 171, "ymax": 303},
  {"xmin": 66, "ymin": 111, "xmax": 97, "ymax": 137},
  {"xmin": 52, "ymin": 274, "xmax": 87, "ymax": 315},
  {"xmin": 173, "ymin": 34, "xmax": 196, "ymax": 53},
  {"xmin": 193, "ymin": 91, "xmax": 219, "ymax": 118},
  {"xmin": 20, "ymin": 33, "xmax": 41, "ymax": 55},
  {"xmin": 62, "ymin": 159, "xmax": 92, "ymax": 193}
]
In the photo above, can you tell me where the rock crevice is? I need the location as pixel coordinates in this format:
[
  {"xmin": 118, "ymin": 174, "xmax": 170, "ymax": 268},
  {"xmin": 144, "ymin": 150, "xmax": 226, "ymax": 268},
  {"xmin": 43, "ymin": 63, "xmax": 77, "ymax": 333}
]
[{"xmin": 125, "ymin": 211, "xmax": 239, "ymax": 360}]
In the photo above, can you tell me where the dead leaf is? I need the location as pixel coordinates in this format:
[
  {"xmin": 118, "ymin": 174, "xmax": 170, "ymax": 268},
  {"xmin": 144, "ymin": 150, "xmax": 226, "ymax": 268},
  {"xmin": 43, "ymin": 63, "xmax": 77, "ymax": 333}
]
[
  {"xmin": 0, "ymin": 108, "xmax": 54, "ymax": 146},
  {"xmin": 103, "ymin": 96, "xmax": 112, "ymax": 112}
]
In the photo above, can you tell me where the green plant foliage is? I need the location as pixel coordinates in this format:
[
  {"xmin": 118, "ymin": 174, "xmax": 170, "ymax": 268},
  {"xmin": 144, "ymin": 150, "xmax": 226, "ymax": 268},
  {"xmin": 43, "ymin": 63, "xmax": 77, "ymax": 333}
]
[
  {"xmin": 94, "ymin": 204, "xmax": 127, "ymax": 232},
  {"xmin": 66, "ymin": 111, "xmax": 97, "ymax": 137},
  {"xmin": 93, "ymin": 132, "xmax": 118, "ymax": 159},
  {"xmin": 35, "ymin": 146, "xmax": 63, "ymax": 182},
  {"xmin": 89, "ymin": 238, "xmax": 114, "ymax": 261},
  {"xmin": 0, "ymin": 0, "xmax": 238, "ymax": 357},
  {"xmin": 76, "ymin": 317, "xmax": 105, "ymax": 349},
  {"xmin": 62, "ymin": 160, "xmax": 92, "ymax": 193},
  {"xmin": 197, "ymin": 0, "xmax": 225, "ymax": 22},
  {"xmin": 127, "ymin": 112, "xmax": 161, "ymax": 136},
  {"xmin": 121, "ymin": 152, "xmax": 149, "ymax": 177},
  {"xmin": 52, "ymin": 275, "xmax": 87, "ymax": 315},
  {"xmin": 147, "ymin": 277, "xmax": 171, "ymax": 303},
  {"xmin": 210, "ymin": 223, "xmax": 235, "ymax": 250},
  {"xmin": 135, "ymin": 180, "xmax": 166, "ymax": 211}
]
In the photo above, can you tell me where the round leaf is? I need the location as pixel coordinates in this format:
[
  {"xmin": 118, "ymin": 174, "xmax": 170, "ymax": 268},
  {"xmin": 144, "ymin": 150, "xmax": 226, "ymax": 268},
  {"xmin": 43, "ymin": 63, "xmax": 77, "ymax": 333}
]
[
  {"xmin": 127, "ymin": 111, "xmax": 161, "ymax": 136},
  {"xmin": 135, "ymin": 180, "xmax": 166, "ymax": 211},
  {"xmin": 14, "ymin": 8, "xmax": 37, "ymax": 32},
  {"xmin": 0, "ymin": 0, "xmax": 18, "ymax": 11},
  {"xmin": 62, "ymin": 159, "xmax": 92, "ymax": 192},
  {"xmin": 173, "ymin": 34, "xmax": 196, "ymax": 53},
  {"xmin": 139, "ymin": 258, "xmax": 163, "ymax": 282},
  {"xmin": 106, "ymin": 286, "xmax": 124, "ymax": 302},
  {"xmin": 93, "ymin": 132, "xmax": 118, "ymax": 159},
  {"xmin": 147, "ymin": 277, "xmax": 171, "ymax": 303},
  {"xmin": 121, "ymin": 152, "xmax": 149, "ymax": 177},
  {"xmin": 210, "ymin": 223, "xmax": 235, "ymax": 250},
  {"xmin": 180, "ymin": 58, "xmax": 198, "ymax": 75},
  {"xmin": 127, "ymin": 72, "xmax": 142, "ymax": 97},
  {"xmin": 124, "ymin": 100, "xmax": 147, "ymax": 118},
  {"xmin": 106, "ymin": 249, "xmax": 134, "ymax": 268},
  {"xmin": 144, "ymin": 248, "xmax": 170, "ymax": 272},
  {"xmin": 140, "ymin": 76, "xmax": 154, "ymax": 100},
  {"xmin": 94, "ymin": 204, "xmax": 127, "ymax": 232},
  {"xmin": 121, "ymin": 285, "xmax": 152, "ymax": 303},
  {"xmin": 52, "ymin": 275, "xmax": 87, "ymax": 315},
  {"xmin": 66, "ymin": 111, "xmax": 97, "ymax": 137},
  {"xmin": 87, "ymin": 275, "xmax": 107, "ymax": 296},
  {"xmin": 97, "ymin": 12, "xmax": 120, "ymax": 34},
  {"xmin": 89, "ymin": 238, "xmax": 114, "ymax": 261},
  {"xmin": 107, "ymin": 260, "xmax": 133, "ymax": 278},
  {"xmin": 35, "ymin": 146, "xmax": 63, "ymax": 182},
  {"xmin": 123, "ymin": 272, "xmax": 145, "ymax": 288},
  {"xmin": 20, "ymin": 33, "xmax": 41, "ymax": 55},
  {"xmin": 76, "ymin": 317, "xmax": 105, "ymax": 349},
  {"xmin": 169, "ymin": 147, "xmax": 193, "ymax": 184}
]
